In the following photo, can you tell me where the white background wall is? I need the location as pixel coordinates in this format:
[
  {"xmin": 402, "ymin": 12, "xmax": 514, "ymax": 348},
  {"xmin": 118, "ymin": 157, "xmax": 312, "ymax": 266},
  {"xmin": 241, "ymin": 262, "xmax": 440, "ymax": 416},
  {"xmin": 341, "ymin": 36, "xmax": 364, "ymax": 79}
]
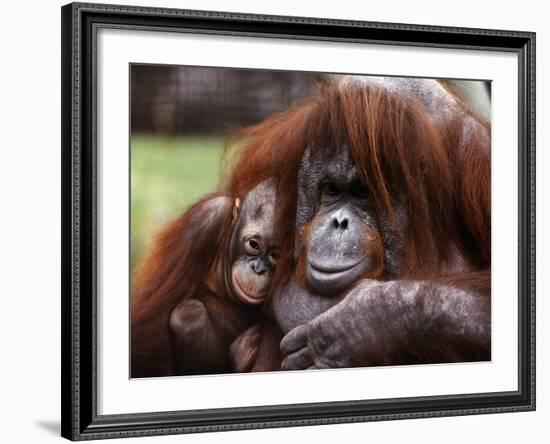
[{"xmin": 0, "ymin": 0, "xmax": 546, "ymax": 443}]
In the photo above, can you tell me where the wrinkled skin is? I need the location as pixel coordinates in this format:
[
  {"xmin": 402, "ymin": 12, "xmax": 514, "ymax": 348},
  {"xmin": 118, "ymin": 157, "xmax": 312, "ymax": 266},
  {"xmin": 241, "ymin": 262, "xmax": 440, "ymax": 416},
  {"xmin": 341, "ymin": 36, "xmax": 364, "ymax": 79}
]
[{"xmin": 280, "ymin": 279, "xmax": 490, "ymax": 370}]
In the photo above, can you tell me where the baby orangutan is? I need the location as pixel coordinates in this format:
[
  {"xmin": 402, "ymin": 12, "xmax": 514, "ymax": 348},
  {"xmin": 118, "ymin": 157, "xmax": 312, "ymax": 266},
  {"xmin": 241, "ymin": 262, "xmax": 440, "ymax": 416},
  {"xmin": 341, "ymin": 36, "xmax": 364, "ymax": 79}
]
[{"xmin": 168, "ymin": 179, "xmax": 280, "ymax": 375}]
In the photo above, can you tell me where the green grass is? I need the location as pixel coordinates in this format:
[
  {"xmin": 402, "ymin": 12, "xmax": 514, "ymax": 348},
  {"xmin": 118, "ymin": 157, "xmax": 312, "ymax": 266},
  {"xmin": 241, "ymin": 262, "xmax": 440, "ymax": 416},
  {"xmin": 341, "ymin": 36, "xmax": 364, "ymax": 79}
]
[{"xmin": 131, "ymin": 135, "xmax": 225, "ymax": 274}]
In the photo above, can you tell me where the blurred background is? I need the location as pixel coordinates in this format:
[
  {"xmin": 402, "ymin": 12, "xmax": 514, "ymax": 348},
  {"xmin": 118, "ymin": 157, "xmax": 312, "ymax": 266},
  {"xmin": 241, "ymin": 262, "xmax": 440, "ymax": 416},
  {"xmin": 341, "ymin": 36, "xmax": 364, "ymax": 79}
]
[{"xmin": 130, "ymin": 65, "xmax": 324, "ymax": 274}]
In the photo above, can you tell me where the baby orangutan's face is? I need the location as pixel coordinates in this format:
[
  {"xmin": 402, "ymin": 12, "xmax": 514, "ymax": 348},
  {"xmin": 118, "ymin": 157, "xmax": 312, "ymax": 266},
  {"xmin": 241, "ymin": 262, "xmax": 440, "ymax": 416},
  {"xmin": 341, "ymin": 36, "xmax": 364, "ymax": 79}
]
[{"xmin": 228, "ymin": 180, "xmax": 278, "ymax": 305}]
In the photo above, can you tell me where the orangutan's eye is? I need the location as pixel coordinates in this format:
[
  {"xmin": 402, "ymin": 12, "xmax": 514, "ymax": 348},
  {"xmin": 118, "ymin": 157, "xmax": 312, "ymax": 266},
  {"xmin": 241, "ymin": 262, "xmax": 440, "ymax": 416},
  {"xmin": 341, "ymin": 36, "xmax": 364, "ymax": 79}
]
[
  {"xmin": 269, "ymin": 250, "xmax": 280, "ymax": 265},
  {"xmin": 321, "ymin": 182, "xmax": 340, "ymax": 198},
  {"xmin": 351, "ymin": 181, "xmax": 368, "ymax": 199},
  {"xmin": 244, "ymin": 238, "xmax": 262, "ymax": 255}
]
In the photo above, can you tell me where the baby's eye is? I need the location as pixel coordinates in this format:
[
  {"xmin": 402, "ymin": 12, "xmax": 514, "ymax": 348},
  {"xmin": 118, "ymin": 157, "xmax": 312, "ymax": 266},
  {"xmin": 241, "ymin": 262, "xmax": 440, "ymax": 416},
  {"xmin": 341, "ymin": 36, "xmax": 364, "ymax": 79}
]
[
  {"xmin": 269, "ymin": 250, "xmax": 280, "ymax": 265},
  {"xmin": 244, "ymin": 238, "xmax": 261, "ymax": 255}
]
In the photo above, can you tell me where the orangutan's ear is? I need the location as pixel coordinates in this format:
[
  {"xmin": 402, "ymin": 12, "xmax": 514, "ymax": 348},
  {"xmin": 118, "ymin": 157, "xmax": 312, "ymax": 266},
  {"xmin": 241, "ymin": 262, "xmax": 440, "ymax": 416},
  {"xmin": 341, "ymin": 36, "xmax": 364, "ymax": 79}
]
[{"xmin": 232, "ymin": 198, "xmax": 241, "ymax": 223}]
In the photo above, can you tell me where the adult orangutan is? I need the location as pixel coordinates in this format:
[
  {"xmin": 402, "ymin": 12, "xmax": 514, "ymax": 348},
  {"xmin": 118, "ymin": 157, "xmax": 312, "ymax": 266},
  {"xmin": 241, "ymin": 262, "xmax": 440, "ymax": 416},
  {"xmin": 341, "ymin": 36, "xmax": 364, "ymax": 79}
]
[
  {"xmin": 131, "ymin": 180, "xmax": 282, "ymax": 377},
  {"xmin": 226, "ymin": 76, "xmax": 491, "ymax": 371}
]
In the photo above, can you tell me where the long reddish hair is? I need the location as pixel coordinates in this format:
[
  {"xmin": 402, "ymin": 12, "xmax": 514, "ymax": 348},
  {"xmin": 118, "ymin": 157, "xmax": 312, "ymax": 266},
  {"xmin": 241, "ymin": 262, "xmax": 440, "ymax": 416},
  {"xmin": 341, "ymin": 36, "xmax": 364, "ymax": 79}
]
[{"xmin": 131, "ymin": 194, "xmax": 234, "ymax": 377}]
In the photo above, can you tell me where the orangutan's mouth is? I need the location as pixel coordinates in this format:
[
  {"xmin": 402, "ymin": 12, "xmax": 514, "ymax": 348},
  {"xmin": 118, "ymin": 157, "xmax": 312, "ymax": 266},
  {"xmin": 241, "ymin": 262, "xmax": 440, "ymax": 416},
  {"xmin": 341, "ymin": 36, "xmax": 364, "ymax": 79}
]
[
  {"xmin": 232, "ymin": 274, "xmax": 266, "ymax": 305},
  {"xmin": 309, "ymin": 260, "xmax": 361, "ymax": 275}
]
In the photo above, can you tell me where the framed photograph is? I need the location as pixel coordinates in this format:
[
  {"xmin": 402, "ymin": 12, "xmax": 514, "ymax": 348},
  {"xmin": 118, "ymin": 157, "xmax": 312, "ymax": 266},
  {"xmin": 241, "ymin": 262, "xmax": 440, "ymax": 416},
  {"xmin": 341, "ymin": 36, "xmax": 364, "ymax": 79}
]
[{"xmin": 61, "ymin": 2, "xmax": 536, "ymax": 440}]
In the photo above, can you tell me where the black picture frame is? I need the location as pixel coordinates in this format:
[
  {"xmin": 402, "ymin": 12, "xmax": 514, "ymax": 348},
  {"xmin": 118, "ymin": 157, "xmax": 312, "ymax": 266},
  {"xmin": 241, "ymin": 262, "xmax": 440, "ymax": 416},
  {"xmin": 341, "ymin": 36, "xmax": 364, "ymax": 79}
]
[{"xmin": 61, "ymin": 2, "xmax": 536, "ymax": 440}]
